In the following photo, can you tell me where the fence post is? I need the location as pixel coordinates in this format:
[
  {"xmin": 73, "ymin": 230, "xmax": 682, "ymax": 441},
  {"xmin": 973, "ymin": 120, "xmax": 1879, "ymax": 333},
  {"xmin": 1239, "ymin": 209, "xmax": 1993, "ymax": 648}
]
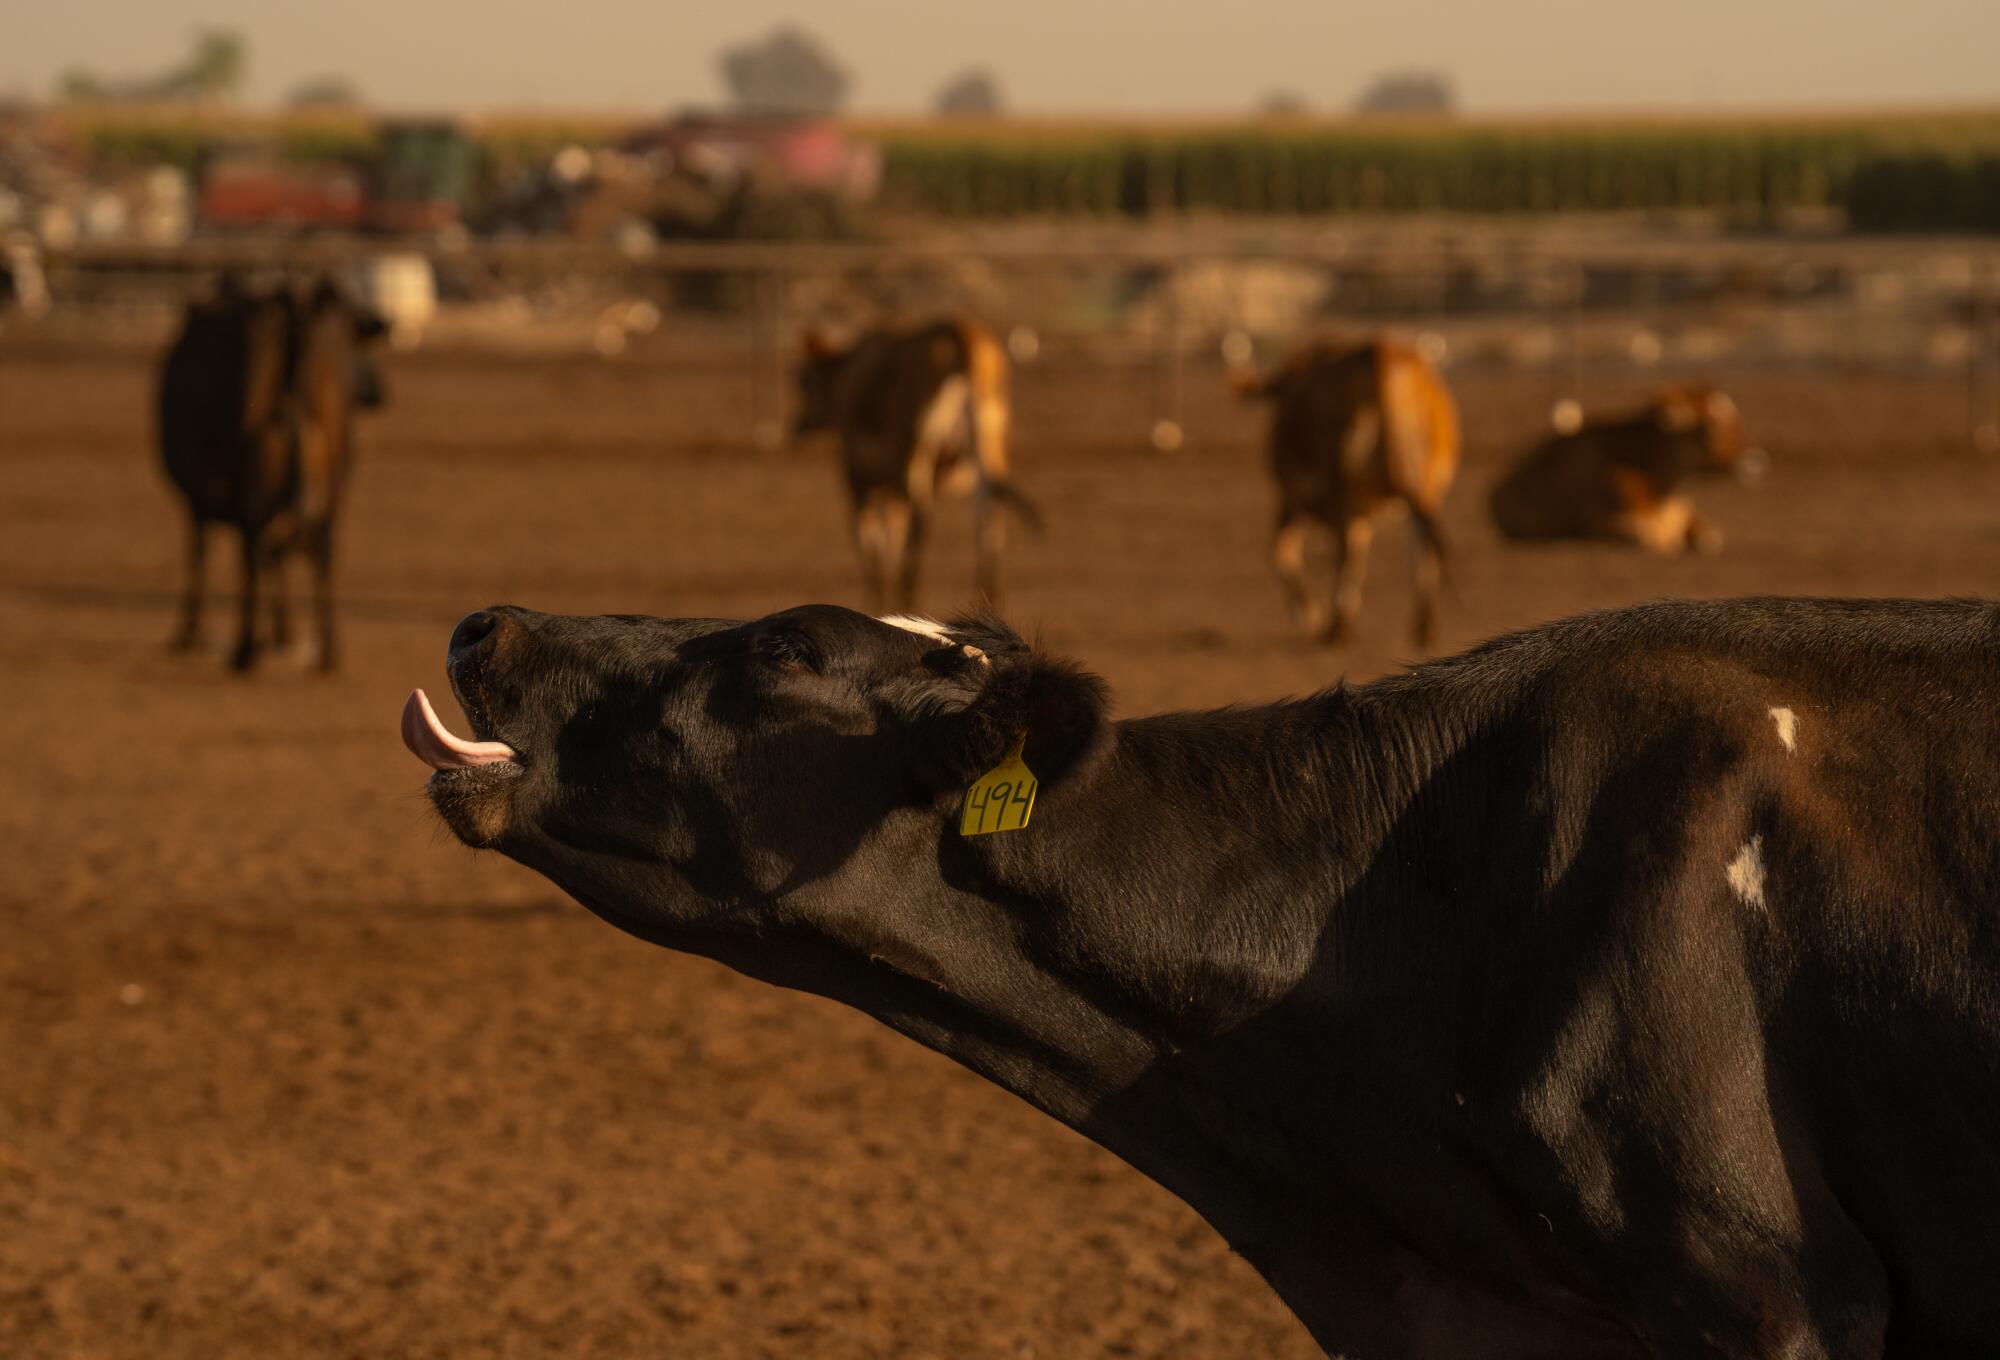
[
  {"xmin": 1568, "ymin": 258, "xmax": 1586, "ymax": 413},
  {"xmin": 1150, "ymin": 255, "xmax": 1185, "ymax": 452},
  {"xmin": 750, "ymin": 265, "xmax": 784, "ymax": 452},
  {"xmin": 1980, "ymin": 254, "xmax": 2000, "ymax": 456},
  {"xmin": 1544, "ymin": 255, "xmax": 1584, "ymax": 431}
]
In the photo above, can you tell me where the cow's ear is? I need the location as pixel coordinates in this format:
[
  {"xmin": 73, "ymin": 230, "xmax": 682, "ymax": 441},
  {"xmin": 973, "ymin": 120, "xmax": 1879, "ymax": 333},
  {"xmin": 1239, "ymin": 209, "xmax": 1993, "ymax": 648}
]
[
  {"xmin": 802, "ymin": 327, "xmax": 841, "ymax": 363},
  {"xmin": 1228, "ymin": 366, "xmax": 1272, "ymax": 400},
  {"xmin": 910, "ymin": 647, "xmax": 1111, "ymax": 794},
  {"xmin": 1654, "ymin": 387, "xmax": 1703, "ymax": 432}
]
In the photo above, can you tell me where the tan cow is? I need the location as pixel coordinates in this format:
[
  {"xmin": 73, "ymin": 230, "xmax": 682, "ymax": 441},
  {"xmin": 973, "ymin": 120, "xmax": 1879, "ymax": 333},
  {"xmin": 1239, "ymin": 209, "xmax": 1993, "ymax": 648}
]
[
  {"xmin": 1489, "ymin": 385, "xmax": 1763, "ymax": 554},
  {"xmin": 794, "ymin": 317, "xmax": 1038, "ymax": 613},
  {"xmin": 1235, "ymin": 337, "xmax": 1460, "ymax": 646}
]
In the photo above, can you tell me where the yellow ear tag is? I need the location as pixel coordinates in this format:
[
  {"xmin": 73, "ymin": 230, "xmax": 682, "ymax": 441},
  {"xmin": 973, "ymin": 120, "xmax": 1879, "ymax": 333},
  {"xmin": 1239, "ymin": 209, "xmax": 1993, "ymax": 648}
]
[{"xmin": 959, "ymin": 733, "xmax": 1037, "ymax": 837}]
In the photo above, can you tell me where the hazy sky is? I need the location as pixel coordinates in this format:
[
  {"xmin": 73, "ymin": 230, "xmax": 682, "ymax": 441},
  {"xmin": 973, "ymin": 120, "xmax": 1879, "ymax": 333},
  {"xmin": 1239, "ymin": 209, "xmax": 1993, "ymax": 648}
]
[{"xmin": 5, "ymin": 0, "xmax": 1997, "ymax": 115}]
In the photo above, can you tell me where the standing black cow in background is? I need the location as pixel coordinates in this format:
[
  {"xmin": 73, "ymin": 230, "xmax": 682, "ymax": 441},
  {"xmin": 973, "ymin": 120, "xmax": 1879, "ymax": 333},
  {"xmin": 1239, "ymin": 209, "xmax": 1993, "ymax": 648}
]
[{"xmin": 158, "ymin": 275, "xmax": 386, "ymax": 671}]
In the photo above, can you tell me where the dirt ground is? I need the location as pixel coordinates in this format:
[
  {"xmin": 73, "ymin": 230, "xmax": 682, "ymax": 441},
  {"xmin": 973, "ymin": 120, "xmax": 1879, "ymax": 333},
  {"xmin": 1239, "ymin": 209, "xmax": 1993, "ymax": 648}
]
[{"xmin": 5, "ymin": 334, "xmax": 2000, "ymax": 1360}]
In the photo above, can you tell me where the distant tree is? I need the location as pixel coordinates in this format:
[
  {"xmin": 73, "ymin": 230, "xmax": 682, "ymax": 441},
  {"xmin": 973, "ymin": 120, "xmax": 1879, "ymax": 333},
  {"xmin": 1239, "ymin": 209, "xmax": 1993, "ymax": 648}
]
[
  {"xmin": 1260, "ymin": 90, "xmax": 1309, "ymax": 118},
  {"xmin": 287, "ymin": 76, "xmax": 363, "ymax": 109},
  {"xmin": 1354, "ymin": 71, "xmax": 1455, "ymax": 116},
  {"xmin": 719, "ymin": 26, "xmax": 849, "ymax": 118},
  {"xmin": 58, "ymin": 29, "xmax": 246, "ymax": 104},
  {"xmin": 153, "ymin": 30, "xmax": 246, "ymax": 102},
  {"xmin": 935, "ymin": 68, "xmax": 1002, "ymax": 118},
  {"xmin": 58, "ymin": 71, "xmax": 106, "ymax": 102}
]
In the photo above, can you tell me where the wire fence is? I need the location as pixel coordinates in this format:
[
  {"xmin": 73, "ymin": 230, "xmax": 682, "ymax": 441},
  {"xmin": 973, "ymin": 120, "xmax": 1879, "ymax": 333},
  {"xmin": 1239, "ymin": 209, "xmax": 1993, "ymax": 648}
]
[{"xmin": 26, "ymin": 233, "xmax": 2000, "ymax": 455}]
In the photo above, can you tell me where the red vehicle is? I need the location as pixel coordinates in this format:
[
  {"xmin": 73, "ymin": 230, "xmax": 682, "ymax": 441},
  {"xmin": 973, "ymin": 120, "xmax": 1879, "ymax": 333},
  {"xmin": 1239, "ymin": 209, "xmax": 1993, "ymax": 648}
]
[
  {"xmin": 198, "ymin": 143, "xmax": 367, "ymax": 231},
  {"xmin": 196, "ymin": 122, "xmax": 473, "ymax": 233}
]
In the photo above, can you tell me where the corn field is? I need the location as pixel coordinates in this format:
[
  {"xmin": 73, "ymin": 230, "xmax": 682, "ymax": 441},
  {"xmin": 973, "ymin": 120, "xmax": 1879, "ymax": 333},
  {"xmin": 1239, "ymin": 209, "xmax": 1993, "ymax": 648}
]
[
  {"xmin": 56, "ymin": 108, "xmax": 2000, "ymax": 232},
  {"xmin": 875, "ymin": 115, "xmax": 2000, "ymax": 230}
]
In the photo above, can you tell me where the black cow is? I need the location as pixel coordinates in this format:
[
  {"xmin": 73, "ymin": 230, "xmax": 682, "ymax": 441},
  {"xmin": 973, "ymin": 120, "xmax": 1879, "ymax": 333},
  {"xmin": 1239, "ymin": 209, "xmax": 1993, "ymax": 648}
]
[
  {"xmin": 404, "ymin": 595, "xmax": 2000, "ymax": 1358},
  {"xmin": 159, "ymin": 276, "xmax": 386, "ymax": 670}
]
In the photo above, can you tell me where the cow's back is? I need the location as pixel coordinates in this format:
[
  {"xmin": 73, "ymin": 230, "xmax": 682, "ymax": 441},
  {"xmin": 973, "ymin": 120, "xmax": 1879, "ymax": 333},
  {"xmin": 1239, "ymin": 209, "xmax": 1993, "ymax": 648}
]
[
  {"xmin": 290, "ymin": 295, "xmax": 370, "ymax": 524},
  {"xmin": 157, "ymin": 292, "xmax": 294, "ymax": 519},
  {"xmin": 1267, "ymin": 340, "xmax": 1455, "ymax": 517},
  {"xmin": 1490, "ymin": 410, "xmax": 1716, "ymax": 541},
  {"xmin": 1426, "ymin": 597, "xmax": 2000, "ymax": 1349},
  {"xmin": 1265, "ymin": 342, "xmax": 1378, "ymax": 514},
  {"xmin": 831, "ymin": 321, "xmax": 972, "ymax": 495}
]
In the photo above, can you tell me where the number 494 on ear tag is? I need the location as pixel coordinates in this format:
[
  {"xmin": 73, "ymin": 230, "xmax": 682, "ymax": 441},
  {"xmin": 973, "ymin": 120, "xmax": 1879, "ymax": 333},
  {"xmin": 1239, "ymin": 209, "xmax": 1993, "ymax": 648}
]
[{"xmin": 960, "ymin": 734, "xmax": 1037, "ymax": 836}]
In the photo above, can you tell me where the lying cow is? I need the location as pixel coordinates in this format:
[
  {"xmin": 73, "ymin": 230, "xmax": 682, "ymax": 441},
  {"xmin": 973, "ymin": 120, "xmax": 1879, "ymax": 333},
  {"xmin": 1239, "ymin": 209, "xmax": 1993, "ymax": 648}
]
[
  {"xmin": 158, "ymin": 276, "xmax": 386, "ymax": 670},
  {"xmin": 1489, "ymin": 384, "xmax": 1763, "ymax": 553},
  {"xmin": 403, "ymin": 594, "xmax": 2000, "ymax": 1358},
  {"xmin": 1235, "ymin": 337, "xmax": 1460, "ymax": 647},
  {"xmin": 793, "ymin": 318, "xmax": 1039, "ymax": 613}
]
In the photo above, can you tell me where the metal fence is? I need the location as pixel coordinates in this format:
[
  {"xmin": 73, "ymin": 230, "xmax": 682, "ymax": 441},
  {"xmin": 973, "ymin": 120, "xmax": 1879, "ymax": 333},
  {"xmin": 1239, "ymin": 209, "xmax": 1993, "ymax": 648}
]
[{"xmin": 26, "ymin": 233, "xmax": 2000, "ymax": 454}]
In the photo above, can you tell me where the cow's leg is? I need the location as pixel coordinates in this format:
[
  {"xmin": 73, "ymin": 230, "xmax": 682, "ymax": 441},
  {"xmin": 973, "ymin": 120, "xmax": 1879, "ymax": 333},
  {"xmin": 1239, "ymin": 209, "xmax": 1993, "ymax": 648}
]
[
  {"xmin": 265, "ymin": 545, "xmax": 292, "ymax": 652},
  {"xmin": 853, "ymin": 497, "xmax": 891, "ymax": 614},
  {"xmin": 1615, "ymin": 497, "xmax": 1699, "ymax": 555},
  {"xmin": 309, "ymin": 523, "xmax": 339, "ymax": 673},
  {"xmin": 1273, "ymin": 516, "xmax": 1330, "ymax": 639},
  {"xmin": 169, "ymin": 513, "xmax": 208, "ymax": 652},
  {"xmin": 1683, "ymin": 503, "xmax": 1725, "ymax": 556},
  {"xmin": 972, "ymin": 485, "xmax": 1006, "ymax": 607},
  {"xmin": 890, "ymin": 498, "xmax": 925, "ymax": 614},
  {"xmin": 1329, "ymin": 515, "xmax": 1375, "ymax": 644},
  {"xmin": 231, "ymin": 525, "xmax": 262, "ymax": 672}
]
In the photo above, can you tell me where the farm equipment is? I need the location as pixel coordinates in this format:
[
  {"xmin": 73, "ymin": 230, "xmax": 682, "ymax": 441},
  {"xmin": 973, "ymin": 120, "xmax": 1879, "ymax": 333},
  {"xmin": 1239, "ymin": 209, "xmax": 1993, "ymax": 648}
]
[
  {"xmin": 196, "ymin": 118, "xmax": 473, "ymax": 234},
  {"xmin": 478, "ymin": 114, "xmax": 881, "ymax": 245}
]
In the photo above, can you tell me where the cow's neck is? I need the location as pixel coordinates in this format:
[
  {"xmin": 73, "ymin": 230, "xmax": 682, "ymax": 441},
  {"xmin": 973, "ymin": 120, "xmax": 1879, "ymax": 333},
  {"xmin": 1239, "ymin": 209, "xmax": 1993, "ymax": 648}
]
[
  {"xmin": 938, "ymin": 689, "xmax": 1461, "ymax": 1340},
  {"xmin": 977, "ymin": 687, "xmax": 1421, "ymax": 1033},
  {"xmin": 699, "ymin": 686, "xmax": 1467, "ymax": 1351}
]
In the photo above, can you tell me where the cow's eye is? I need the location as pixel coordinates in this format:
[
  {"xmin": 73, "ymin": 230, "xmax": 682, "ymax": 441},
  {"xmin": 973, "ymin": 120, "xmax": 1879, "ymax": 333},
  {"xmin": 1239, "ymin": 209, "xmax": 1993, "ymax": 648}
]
[{"xmin": 756, "ymin": 628, "xmax": 821, "ymax": 673}]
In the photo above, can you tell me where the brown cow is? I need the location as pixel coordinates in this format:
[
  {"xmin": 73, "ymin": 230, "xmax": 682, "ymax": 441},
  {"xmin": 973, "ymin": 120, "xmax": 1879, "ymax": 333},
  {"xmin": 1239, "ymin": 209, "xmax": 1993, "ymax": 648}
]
[
  {"xmin": 158, "ymin": 276, "xmax": 386, "ymax": 671},
  {"xmin": 1235, "ymin": 337, "xmax": 1460, "ymax": 646},
  {"xmin": 793, "ymin": 317, "xmax": 1039, "ymax": 613},
  {"xmin": 1489, "ymin": 385, "xmax": 1764, "ymax": 554}
]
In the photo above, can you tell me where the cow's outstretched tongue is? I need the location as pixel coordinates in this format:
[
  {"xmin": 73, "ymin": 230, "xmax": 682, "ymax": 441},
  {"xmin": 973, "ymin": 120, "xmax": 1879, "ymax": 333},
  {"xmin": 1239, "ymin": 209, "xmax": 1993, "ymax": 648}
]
[{"xmin": 401, "ymin": 689, "xmax": 517, "ymax": 770}]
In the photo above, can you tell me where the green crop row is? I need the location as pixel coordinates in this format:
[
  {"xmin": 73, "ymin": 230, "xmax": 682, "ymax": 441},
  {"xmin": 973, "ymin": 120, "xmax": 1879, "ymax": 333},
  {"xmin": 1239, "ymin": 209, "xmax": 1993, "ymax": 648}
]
[
  {"xmin": 878, "ymin": 118, "xmax": 2000, "ymax": 229},
  {"xmin": 56, "ymin": 109, "xmax": 2000, "ymax": 231}
]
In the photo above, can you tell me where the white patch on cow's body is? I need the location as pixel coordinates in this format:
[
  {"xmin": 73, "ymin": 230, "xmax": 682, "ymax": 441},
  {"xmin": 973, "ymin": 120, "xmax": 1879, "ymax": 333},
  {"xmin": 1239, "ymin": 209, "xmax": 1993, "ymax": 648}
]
[
  {"xmin": 1726, "ymin": 836, "xmax": 1767, "ymax": 910},
  {"xmin": 879, "ymin": 614, "xmax": 955, "ymax": 647},
  {"xmin": 1768, "ymin": 706, "xmax": 1797, "ymax": 753},
  {"xmin": 908, "ymin": 375, "xmax": 971, "ymax": 504},
  {"xmin": 1341, "ymin": 406, "xmax": 1383, "ymax": 479}
]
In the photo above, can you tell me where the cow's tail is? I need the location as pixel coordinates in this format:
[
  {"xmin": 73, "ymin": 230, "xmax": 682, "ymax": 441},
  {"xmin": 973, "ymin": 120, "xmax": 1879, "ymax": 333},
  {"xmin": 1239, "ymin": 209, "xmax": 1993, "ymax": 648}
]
[
  {"xmin": 957, "ymin": 320, "xmax": 1042, "ymax": 537},
  {"xmin": 984, "ymin": 477, "xmax": 1044, "ymax": 536},
  {"xmin": 1408, "ymin": 499, "xmax": 1454, "ymax": 598}
]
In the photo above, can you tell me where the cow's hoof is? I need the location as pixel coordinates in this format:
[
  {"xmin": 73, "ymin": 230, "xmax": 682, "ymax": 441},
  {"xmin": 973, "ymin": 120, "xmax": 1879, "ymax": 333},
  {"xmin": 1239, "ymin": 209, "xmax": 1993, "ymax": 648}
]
[
  {"xmin": 167, "ymin": 633, "xmax": 201, "ymax": 655},
  {"xmin": 230, "ymin": 645, "xmax": 259, "ymax": 673},
  {"xmin": 1689, "ymin": 524, "xmax": 1726, "ymax": 556}
]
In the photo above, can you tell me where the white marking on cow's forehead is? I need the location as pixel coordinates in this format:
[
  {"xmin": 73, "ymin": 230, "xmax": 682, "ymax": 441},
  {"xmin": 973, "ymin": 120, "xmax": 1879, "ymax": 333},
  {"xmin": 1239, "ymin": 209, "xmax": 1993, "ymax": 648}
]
[
  {"xmin": 1726, "ymin": 836, "xmax": 1766, "ymax": 910},
  {"xmin": 878, "ymin": 614, "xmax": 955, "ymax": 646},
  {"xmin": 1768, "ymin": 706, "xmax": 1797, "ymax": 754}
]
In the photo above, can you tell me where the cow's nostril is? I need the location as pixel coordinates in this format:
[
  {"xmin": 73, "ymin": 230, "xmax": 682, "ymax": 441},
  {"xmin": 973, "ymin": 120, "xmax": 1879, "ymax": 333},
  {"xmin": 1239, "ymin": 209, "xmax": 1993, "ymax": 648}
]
[{"xmin": 449, "ymin": 610, "xmax": 503, "ymax": 662}]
